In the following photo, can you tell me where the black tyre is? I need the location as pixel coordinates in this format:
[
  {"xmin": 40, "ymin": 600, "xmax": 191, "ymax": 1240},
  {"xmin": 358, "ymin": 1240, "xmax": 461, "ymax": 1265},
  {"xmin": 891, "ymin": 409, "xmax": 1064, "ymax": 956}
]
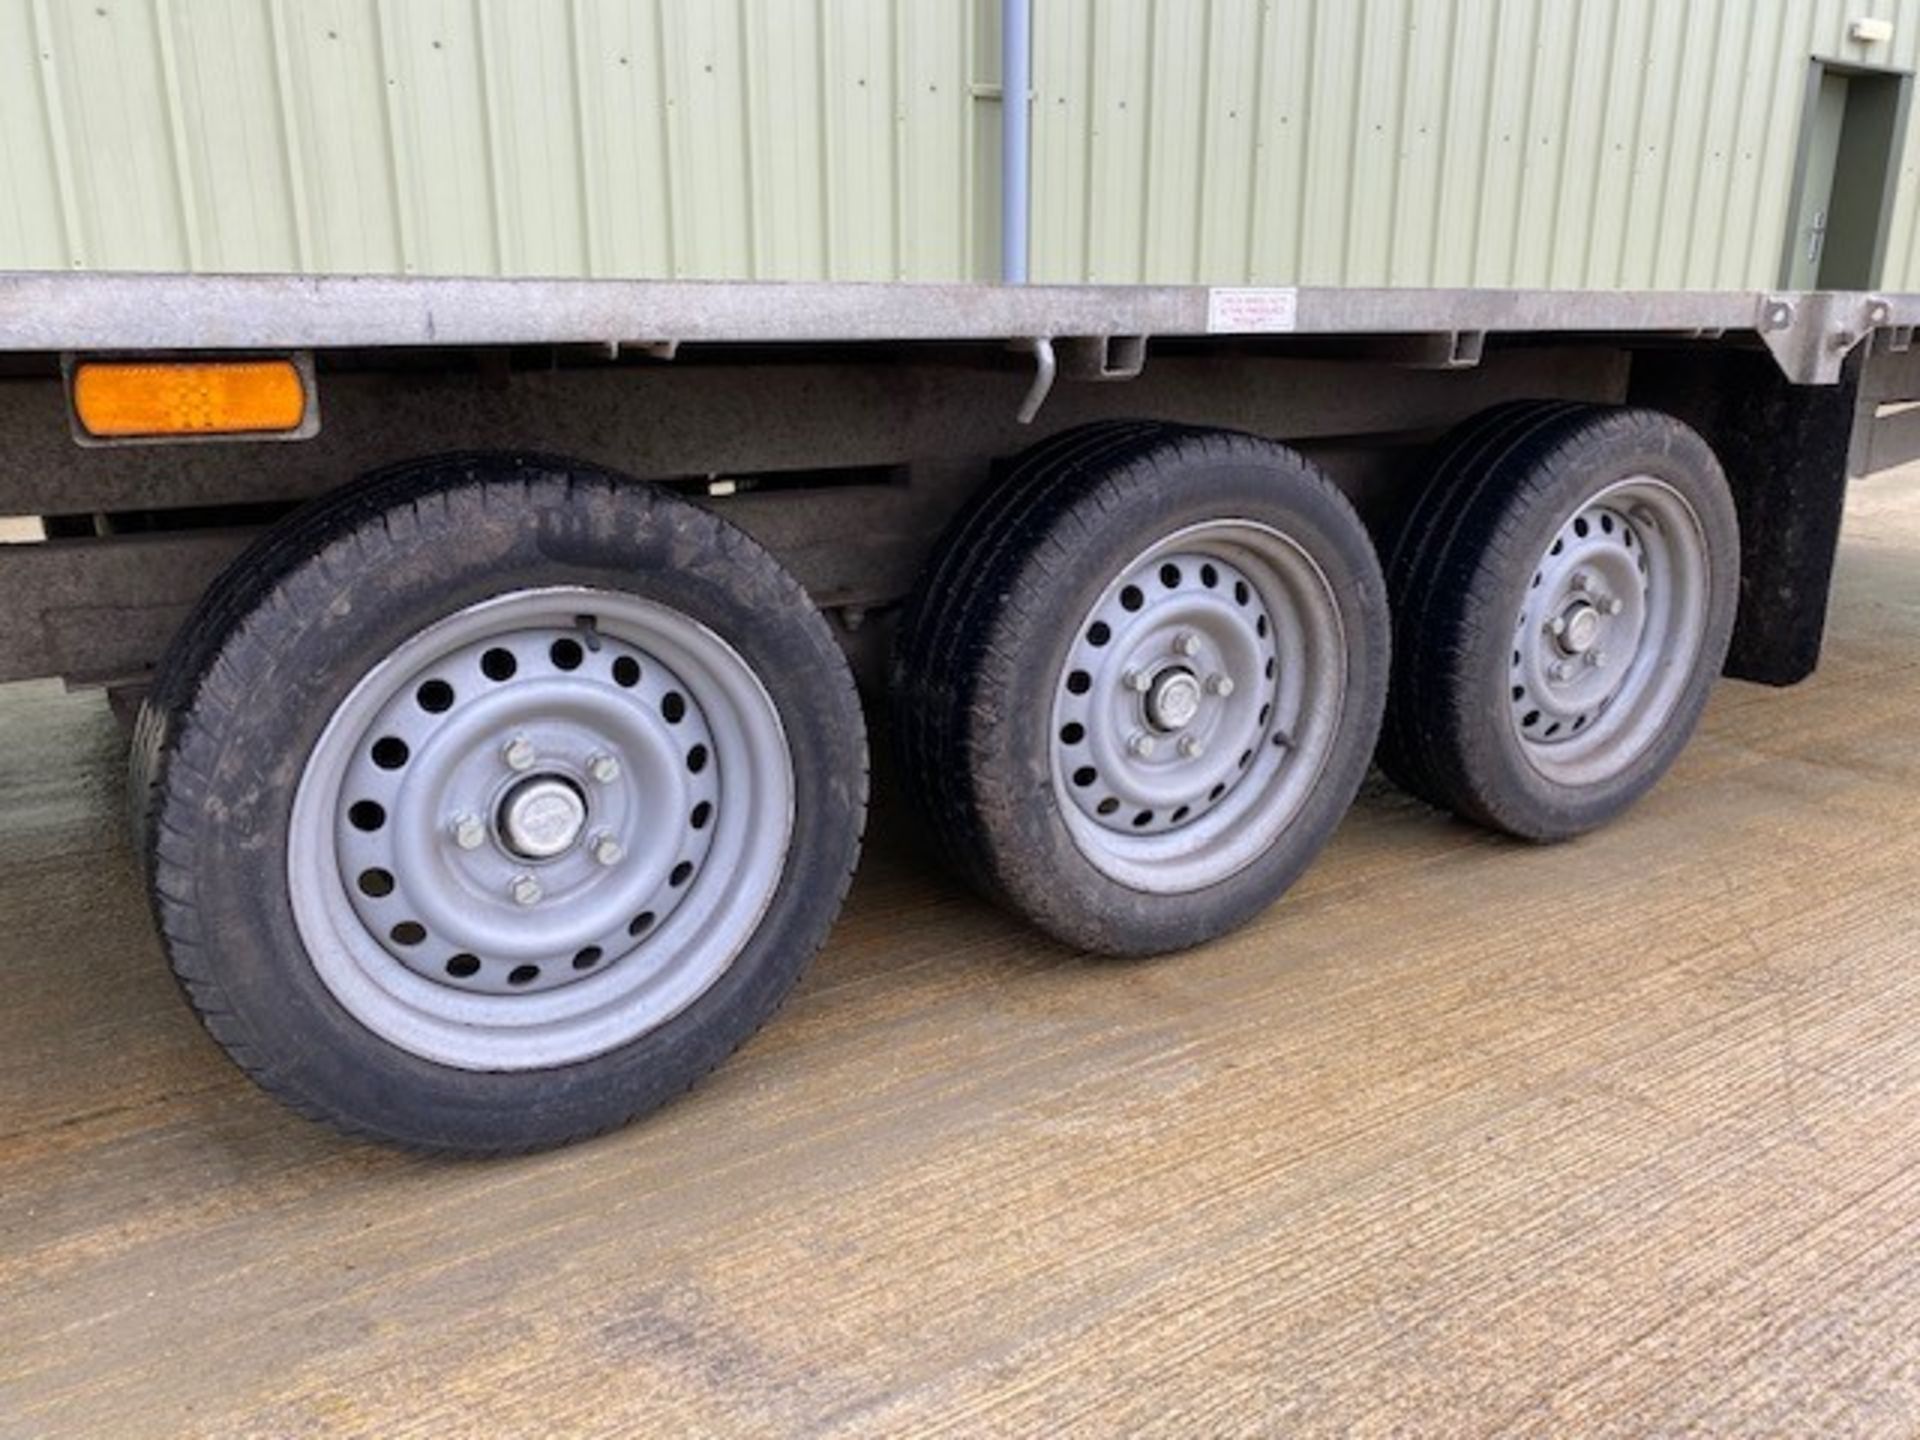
[
  {"xmin": 1380, "ymin": 405, "xmax": 1739, "ymax": 840},
  {"xmin": 893, "ymin": 424, "xmax": 1390, "ymax": 956},
  {"xmin": 132, "ymin": 453, "xmax": 866, "ymax": 1153}
]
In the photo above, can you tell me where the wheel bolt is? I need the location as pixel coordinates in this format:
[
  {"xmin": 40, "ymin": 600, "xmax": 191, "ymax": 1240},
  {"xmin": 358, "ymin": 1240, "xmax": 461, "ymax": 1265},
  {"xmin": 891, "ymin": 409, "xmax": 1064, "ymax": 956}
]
[
  {"xmin": 451, "ymin": 813, "xmax": 486, "ymax": 850},
  {"xmin": 509, "ymin": 874, "xmax": 543, "ymax": 907},
  {"xmin": 503, "ymin": 736, "xmax": 536, "ymax": 772},
  {"xmin": 587, "ymin": 753, "xmax": 620, "ymax": 785},
  {"xmin": 1587, "ymin": 649, "xmax": 1609, "ymax": 670},
  {"xmin": 1206, "ymin": 673, "xmax": 1235, "ymax": 698},
  {"xmin": 1173, "ymin": 631, "xmax": 1202, "ymax": 658},
  {"xmin": 590, "ymin": 834, "xmax": 624, "ymax": 867},
  {"xmin": 1570, "ymin": 571, "xmax": 1592, "ymax": 594},
  {"xmin": 1602, "ymin": 595, "xmax": 1625, "ymax": 617},
  {"xmin": 1547, "ymin": 616, "xmax": 1568, "ymax": 639},
  {"xmin": 1550, "ymin": 661, "xmax": 1573, "ymax": 684},
  {"xmin": 1128, "ymin": 732, "xmax": 1157, "ymax": 759},
  {"xmin": 1178, "ymin": 735, "xmax": 1205, "ymax": 759},
  {"xmin": 1125, "ymin": 669, "xmax": 1153, "ymax": 694}
]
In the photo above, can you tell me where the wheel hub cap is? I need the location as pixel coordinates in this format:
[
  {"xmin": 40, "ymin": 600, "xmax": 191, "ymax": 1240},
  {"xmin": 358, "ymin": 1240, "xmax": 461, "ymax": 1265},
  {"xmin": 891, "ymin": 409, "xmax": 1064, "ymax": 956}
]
[
  {"xmin": 1146, "ymin": 668, "xmax": 1203, "ymax": 731},
  {"xmin": 498, "ymin": 775, "xmax": 588, "ymax": 859},
  {"xmin": 1556, "ymin": 602, "xmax": 1603, "ymax": 656}
]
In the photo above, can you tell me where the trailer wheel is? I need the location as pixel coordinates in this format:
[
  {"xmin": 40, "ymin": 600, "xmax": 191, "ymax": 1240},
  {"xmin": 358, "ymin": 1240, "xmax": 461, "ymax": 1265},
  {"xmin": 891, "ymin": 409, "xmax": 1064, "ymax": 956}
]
[
  {"xmin": 893, "ymin": 425, "xmax": 1389, "ymax": 955},
  {"xmin": 1380, "ymin": 405, "xmax": 1739, "ymax": 840},
  {"xmin": 131, "ymin": 454, "xmax": 866, "ymax": 1153}
]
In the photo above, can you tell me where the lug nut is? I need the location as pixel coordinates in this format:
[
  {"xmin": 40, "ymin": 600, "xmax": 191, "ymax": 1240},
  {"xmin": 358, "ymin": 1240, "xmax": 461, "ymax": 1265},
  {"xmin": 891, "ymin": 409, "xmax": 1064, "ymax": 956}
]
[
  {"xmin": 1128, "ymin": 733, "xmax": 1157, "ymax": 759},
  {"xmin": 587, "ymin": 753, "xmax": 620, "ymax": 785},
  {"xmin": 1550, "ymin": 661, "xmax": 1573, "ymax": 684},
  {"xmin": 1173, "ymin": 631, "xmax": 1202, "ymax": 658},
  {"xmin": 1570, "ymin": 571, "xmax": 1592, "ymax": 594},
  {"xmin": 1547, "ymin": 616, "xmax": 1568, "ymax": 639},
  {"xmin": 451, "ymin": 813, "xmax": 487, "ymax": 851},
  {"xmin": 503, "ymin": 736, "xmax": 536, "ymax": 772},
  {"xmin": 1206, "ymin": 673, "xmax": 1235, "ymax": 698},
  {"xmin": 1587, "ymin": 649, "xmax": 1609, "ymax": 670},
  {"xmin": 509, "ymin": 874, "xmax": 543, "ymax": 907},
  {"xmin": 1602, "ymin": 595, "xmax": 1625, "ymax": 617},
  {"xmin": 591, "ymin": 834, "xmax": 624, "ymax": 867},
  {"xmin": 1124, "ymin": 668, "xmax": 1153, "ymax": 694},
  {"xmin": 1178, "ymin": 735, "xmax": 1205, "ymax": 759}
]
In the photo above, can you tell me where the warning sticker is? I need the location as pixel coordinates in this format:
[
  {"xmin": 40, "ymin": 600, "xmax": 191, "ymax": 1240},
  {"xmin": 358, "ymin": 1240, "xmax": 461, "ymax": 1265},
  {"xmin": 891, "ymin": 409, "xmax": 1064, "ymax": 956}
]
[{"xmin": 1206, "ymin": 287, "xmax": 1299, "ymax": 334}]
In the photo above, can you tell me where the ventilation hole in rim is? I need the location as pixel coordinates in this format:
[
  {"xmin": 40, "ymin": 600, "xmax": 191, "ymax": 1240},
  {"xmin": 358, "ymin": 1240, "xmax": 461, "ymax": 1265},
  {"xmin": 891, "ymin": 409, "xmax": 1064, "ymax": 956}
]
[
  {"xmin": 445, "ymin": 953, "xmax": 480, "ymax": 979},
  {"xmin": 1060, "ymin": 721, "xmax": 1086, "ymax": 745},
  {"xmin": 662, "ymin": 691, "xmax": 687, "ymax": 723},
  {"xmin": 1159, "ymin": 563, "xmax": 1182, "ymax": 589},
  {"xmin": 1256, "ymin": 614, "xmax": 1269, "ymax": 639},
  {"xmin": 1601, "ymin": 513, "xmax": 1615, "ymax": 534},
  {"xmin": 1544, "ymin": 722, "xmax": 1562, "ymax": 739},
  {"xmin": 670, "ymin": 860, "xmax": 694, "ymax": 887},
  {"xmin": 1234, "ymin": 580, "xmax": 1250, "ymax": 605},
  {"xmin": 1096, "ymin": 797, "xmax": 1120, "ymax": 816},
  {"xmin": 550, "ymin": 637, "xmax": 584, "ymax": 671},
  {"xmin": 390, "ymin": 921, "xmax": 427, "ymax": 947},
  {"xmin": 628, "ymin": 910, "xmax": 657, "ymax": 938},
  {"xmin": 1120, "ymin": 584, "xmax": 1145, "ymax": 611},
  {"xmin": 1513, "ymin": 650, "xmax": 1523, "ymax": 667},
  {"xmin": 1574, "ymin": 516, "xmax": 1591, "ymax": 539},
  {"xmin": 481, "ymin": 647, "xmax": 518, "ymax": 681},
  {"xmin": 416, "ymin": 679, "xmax": 455, "ymax": 713},
  {"xmin": 1087, "ymin": 620, "xmax": 1112, "ymax": 647},
  {"xmin": 1201, "ymin": 563, "xmax": 1219, "ymax": 587},
  {"xmin": 1072, "ymin": 765, "xmax": 1098, "ymax": 788},
  {"xmin": 358, "ymin": 867, "xmax": 395, "ymax": 898},
  {"xmin": 1625, "ymin": 528, "xmax": 1638, "ymax": 547},
  {"xmin": 612, "ymin": 655, "xmax": 641, "ymax": 687},
  {"xmin": 1574, "ymin": 715, "xmax": 1589, "ymax": 730},
  {"xmin": 507, "ymin": 964, "xmax": 540, "ymax": 987},
  {"xmin": 572, "ymin": 945, "xmax": 603, "ymax": 970},
  {"xmin": 1209, "ymin": 782, "xmax": 1228, "ymax": 801},
  {"xmin": 1171, "ymin": 805, "xmax": 1191, "ymax": 823},
  {"xmin": 370, "ymin": 736, "xmax": 410, "ymax": 769},
  {"xmin": 1238, "ymin": 749, "xmax": 1253, "ymax": 769},
  {"xmin": 1066, "ymin": 669, "xmax": 1092, "ymax": 695},
  {"xmin": 1272, "ymin": 732, "xmax": 1289, "ymax": 747},
  {"xmin": 690, "ymin": 800, "xmax": 712, "ymax": 829},
  {"xmin": 1522, "ymin": 710, "xmax": 1542, "ymax": 728},
  {"xmin": 1531, "ymin": 572, "xmax": 1543, "ymax": 589},
  {"xmin": 1265, "ymin": 657, "xmax": 1276, "ymax": 679},
  {"xmin": 1259, "ymin": 702, "xmax": 1272, "ymax": 725},
  {"xmin": 1132, "ymin": 810, "xmax": 1154, "ymax": 828},
  {"xmin": 348, "ymin": 800, "xmax": 386, "ymax": 832},
  {"xmin": 1550, "ymin": 539, "xmax": 1565, "ymax": 557},
  {"xmin": 686, "ymin": 743, "xmax": 710, "ymax": 774},
  {"xmin": 1512, "ymin": 685, "xmax": 1526, "ymax": 702}
]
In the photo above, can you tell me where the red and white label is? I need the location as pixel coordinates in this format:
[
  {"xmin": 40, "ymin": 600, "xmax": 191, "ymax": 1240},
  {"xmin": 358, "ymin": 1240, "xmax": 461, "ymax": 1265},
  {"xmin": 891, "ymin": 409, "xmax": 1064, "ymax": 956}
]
[{"xmin": 1206, "ymin": 287, "xmax": 1299, "ymax": 334}]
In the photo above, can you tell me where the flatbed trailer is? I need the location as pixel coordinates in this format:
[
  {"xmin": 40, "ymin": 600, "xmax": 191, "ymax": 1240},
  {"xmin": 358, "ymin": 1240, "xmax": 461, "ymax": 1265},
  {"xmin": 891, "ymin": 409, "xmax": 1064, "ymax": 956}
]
[{"xmin": 6, "ymin": 0, "xmax": 1920, "ymax": 1151}]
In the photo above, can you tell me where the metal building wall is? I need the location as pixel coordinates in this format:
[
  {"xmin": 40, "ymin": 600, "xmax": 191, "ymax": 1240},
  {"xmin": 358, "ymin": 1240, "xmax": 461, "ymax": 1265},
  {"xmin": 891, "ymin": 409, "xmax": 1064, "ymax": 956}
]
[
  {"xmin": 0, "ymin": 0, "xmax": 1001, "ymax": 281},
  {"xmin": 7, "ymin": 0, "xmax": 1920, "ymax": 293},
  {"xmin": 1031, "ymin": 0, "xmax": 1920, "ymax": 291}
]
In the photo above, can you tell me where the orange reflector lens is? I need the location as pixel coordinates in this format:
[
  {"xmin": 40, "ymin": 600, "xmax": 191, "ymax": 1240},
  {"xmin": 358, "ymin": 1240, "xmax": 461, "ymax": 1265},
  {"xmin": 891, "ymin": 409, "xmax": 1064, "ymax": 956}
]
[{"xmin": 72, "ymin": 360, "xmax": 307, "ymax": 438}]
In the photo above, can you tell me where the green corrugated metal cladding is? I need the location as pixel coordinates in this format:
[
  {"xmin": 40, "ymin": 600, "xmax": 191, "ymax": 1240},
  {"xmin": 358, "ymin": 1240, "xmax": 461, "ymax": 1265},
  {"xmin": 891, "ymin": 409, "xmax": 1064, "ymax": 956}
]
[{"xmin": 4, "ymin": 0, "xmax": 1920, "ymax": 291}]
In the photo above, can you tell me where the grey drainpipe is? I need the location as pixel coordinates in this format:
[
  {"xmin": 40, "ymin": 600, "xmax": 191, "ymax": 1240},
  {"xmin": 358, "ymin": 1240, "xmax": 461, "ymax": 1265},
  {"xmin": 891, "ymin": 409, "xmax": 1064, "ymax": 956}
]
[{"xmin": 1002, "ymin": 0, "xmax": 1031, "ymax": 284}]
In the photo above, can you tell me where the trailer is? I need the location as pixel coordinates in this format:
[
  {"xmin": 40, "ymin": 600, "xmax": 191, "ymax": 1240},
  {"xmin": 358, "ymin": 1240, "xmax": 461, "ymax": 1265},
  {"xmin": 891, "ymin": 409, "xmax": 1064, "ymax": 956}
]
[{"xmin": 3, "ymin": 0, "xmax": 1920, "ymax": 1152}]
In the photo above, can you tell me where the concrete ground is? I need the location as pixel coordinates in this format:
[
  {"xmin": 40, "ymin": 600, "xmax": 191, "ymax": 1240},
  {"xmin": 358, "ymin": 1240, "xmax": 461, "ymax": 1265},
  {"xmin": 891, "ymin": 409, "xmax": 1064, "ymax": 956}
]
[{"xmin": 4, "ymin": 469, "xmax": 1920, "ymax": 1438}]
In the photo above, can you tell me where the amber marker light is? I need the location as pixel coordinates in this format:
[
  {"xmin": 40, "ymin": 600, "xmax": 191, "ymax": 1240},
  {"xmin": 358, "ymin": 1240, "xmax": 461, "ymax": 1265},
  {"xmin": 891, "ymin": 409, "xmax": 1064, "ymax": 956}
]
[{"xmin": 71, "ymin": 359, "xmax": 308, "ymax": 439}]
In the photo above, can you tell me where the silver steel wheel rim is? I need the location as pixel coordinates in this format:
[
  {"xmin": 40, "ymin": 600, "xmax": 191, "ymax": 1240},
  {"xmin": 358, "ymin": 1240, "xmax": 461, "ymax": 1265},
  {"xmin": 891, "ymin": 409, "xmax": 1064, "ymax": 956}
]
[
  {"xmin": 1508, "ymin": 476, "xmax": 1711, "ymax": 787},
  {"xmin": 288, "ymin": 586, "xmax": 794, "ymax": 1071},
  {"xmin": 1050, "ymin": 520, "xmax": 1348, "ymax": 894}
]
